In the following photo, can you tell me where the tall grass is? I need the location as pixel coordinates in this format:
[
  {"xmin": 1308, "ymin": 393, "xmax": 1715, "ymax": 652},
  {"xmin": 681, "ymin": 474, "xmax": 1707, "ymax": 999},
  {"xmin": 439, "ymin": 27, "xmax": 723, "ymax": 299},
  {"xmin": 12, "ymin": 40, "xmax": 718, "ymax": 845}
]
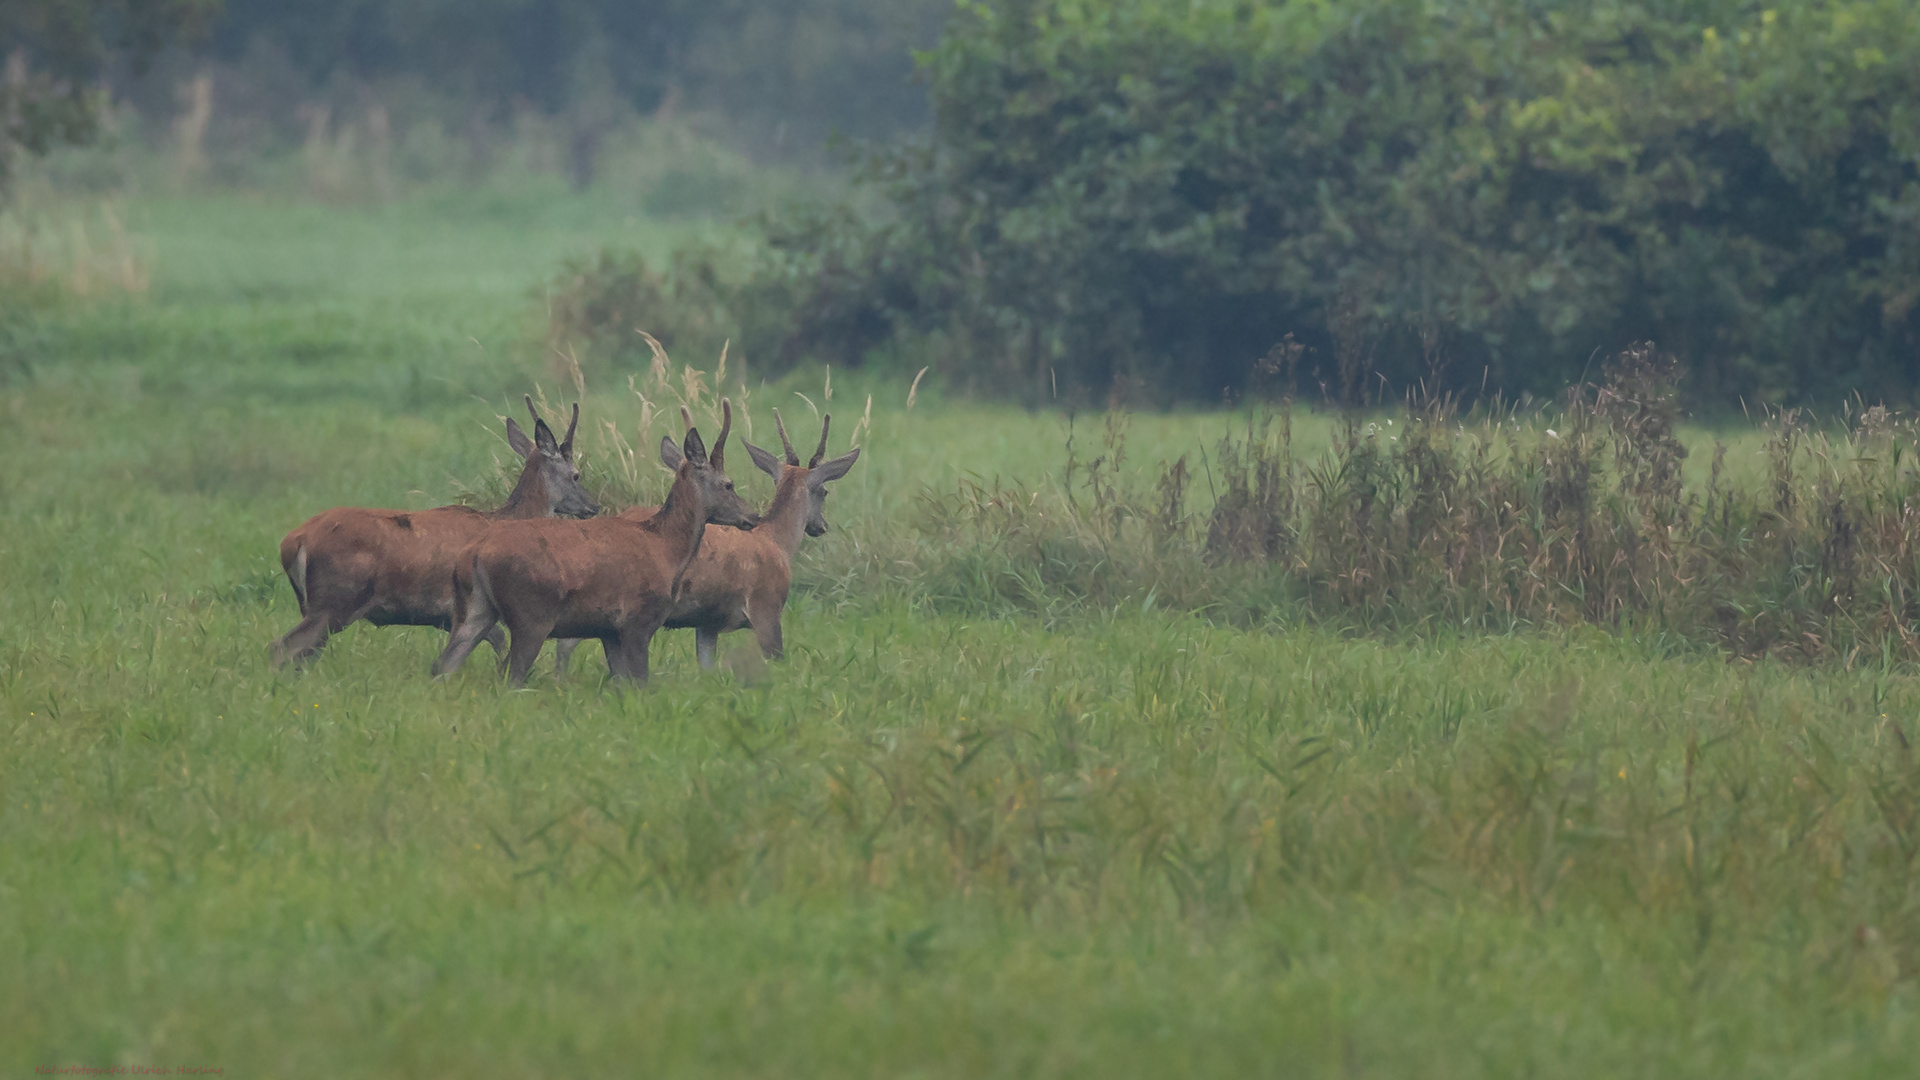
[
  {"xmin": 814, "ymin": 346, "xmax": 1920, "ymax": 665},
  {"xmin": 0, "ymin": 200, "xmax": 149, "ymax": 300},
  {"xmin": 6, "ymin": 193, "xmax": 1920, "ymax": 1075}
]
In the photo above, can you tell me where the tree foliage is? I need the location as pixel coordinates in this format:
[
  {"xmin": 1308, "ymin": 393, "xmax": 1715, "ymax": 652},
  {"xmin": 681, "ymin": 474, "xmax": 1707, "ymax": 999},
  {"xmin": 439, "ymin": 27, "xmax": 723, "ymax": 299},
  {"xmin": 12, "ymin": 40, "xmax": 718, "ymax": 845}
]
[
  {"xmin": 1, "ymin": 0, "xmax": 218, "ymax": 185},
  {"xmin": 746, "ymin": 0, "xmax": 1920, "ymax": 404},
  {"xmin": 199, "ymin": 0, "xmax": 948, "ymax": 147}
]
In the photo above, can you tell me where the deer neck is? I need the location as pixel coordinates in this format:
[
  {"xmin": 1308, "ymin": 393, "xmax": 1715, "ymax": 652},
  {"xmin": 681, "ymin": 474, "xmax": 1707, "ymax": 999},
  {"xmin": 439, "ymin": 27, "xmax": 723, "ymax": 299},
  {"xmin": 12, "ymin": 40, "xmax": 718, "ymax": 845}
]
[
  {"xmin": 491, "ymin": 462, "xmax": 550, "ymax": 520},
  {"xmin": 645, "ymin": 467, "xmax": 709, "ymax": 577},
  {"xmin": 754, "ymin": 471, "xmax": 812, "ymax": 557}
]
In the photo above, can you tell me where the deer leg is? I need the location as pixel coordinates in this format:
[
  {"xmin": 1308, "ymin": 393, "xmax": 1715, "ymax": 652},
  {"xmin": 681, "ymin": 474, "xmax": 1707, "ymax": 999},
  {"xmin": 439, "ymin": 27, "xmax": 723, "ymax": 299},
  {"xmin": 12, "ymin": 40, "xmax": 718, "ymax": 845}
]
[
  {"xmin": 503, "ymin": 621, "xmax": 552, "ymax": 688},
  {"xmin": 273, "ymin": 592, "xmax": 377, "ymax": 667},
  {"xmin": 695, "ymin": 628, "xmax": 720, "ymax": 671},
  {"xmin": 747, "ymin": 598, "xmax": 785, "ymax": 660},
  {"xmin": 487, "ymin": 625, "xmax": 513, "ymax": 675},
  {"xmin": 433, "ymin": 600, "xmax": 498, "ymax": 678},
  {"xmin": 273, "ymin": 558, "xmax": 382, "ymax": 666},
  {"xmin": 613, "ymin": 624, "xmax": 658, "ymax": 686},
  {"xmin": 628, "ymin": 629, "xmax": 654, "ymax": 685},
  {"xmin": 271, "ymin": 612, "xmax": 333, "ymax": 667},
  {"xmin": 554, "ymin": 637, "xmax": 581, "ymax": 677}
]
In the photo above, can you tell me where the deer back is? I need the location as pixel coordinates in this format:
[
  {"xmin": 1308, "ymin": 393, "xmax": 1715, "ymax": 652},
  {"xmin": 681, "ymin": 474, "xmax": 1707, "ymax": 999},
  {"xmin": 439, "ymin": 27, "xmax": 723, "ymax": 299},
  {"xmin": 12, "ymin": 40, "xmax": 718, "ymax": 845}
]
[
  {"xmin": 465, "ymin": 406, "xmax": 758, "ymax": 637},
  {"xmin": 279, "ymin": 399, "xmax": 594, "ymax": 626}
]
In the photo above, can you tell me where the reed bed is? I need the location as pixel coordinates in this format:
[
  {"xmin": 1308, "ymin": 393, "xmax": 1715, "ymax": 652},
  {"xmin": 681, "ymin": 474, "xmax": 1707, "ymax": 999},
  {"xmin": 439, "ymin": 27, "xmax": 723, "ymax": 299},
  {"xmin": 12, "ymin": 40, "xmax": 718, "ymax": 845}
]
[{"xmin": 816, "ymin": 346, "xmax": 1920, "ymax": 667}]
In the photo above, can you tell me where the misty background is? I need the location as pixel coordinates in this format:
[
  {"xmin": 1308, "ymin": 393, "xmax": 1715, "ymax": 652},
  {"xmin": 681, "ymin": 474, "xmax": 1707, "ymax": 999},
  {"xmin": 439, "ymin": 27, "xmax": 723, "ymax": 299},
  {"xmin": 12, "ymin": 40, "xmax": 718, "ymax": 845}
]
[
  {"xmin": 52, "ymin": 0, "xmax": 943, "ymax": 200},
  {"xmin": 7, "ymin": 0, "xmax": 1920, "ymax": 407}
]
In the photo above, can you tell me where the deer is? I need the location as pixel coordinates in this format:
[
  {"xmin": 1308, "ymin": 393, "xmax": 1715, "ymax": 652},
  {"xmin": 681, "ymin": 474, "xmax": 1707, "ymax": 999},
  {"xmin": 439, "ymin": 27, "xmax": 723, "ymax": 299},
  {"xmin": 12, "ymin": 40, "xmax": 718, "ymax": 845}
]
[
  {"xmin": 431, "ymin": 399, "xmax": 759, "ymax": 687},
  {"xmin": 271, "ymin": 398, "xmax": 598, "ymax": 667},
  {"xmin": 551, "ymin": 409, "xmax": 859, "ymax": 675}
]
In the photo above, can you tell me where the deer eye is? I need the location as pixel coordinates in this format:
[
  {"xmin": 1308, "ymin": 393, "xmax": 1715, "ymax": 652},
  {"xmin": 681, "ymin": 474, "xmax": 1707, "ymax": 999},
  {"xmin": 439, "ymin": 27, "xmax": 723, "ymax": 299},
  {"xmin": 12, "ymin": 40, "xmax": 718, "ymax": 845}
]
[{"xmin": 572, "ymin": 470, "xmax": 581, "ymax": 481}]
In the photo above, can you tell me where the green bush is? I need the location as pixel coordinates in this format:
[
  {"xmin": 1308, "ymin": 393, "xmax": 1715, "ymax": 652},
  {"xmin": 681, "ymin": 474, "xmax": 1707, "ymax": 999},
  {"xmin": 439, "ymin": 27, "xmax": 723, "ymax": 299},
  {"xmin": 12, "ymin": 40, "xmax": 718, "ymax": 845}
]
[
  {"xmin": 577, "ymin": 0, "xmax": 1920, "ymax": 405},
  {"xmin": 801, "ymin": 346, "xmax": 1920, "ymax": 664},
  {"xmin": 543, "ymin": 198, "xmax": 918, "ymax": 381}
]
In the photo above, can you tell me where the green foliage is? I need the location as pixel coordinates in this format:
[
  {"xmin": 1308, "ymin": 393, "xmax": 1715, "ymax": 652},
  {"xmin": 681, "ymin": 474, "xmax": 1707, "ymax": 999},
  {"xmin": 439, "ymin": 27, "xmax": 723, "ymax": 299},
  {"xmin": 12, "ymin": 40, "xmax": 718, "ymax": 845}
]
[
  {"xmin": 542, "ymin": 239, "xmax": 795, "ymax": 385},
  {"xmin": 11, "ymin": 190, "xmax": 1920, "ymax": 1074},
  {"xmin": 542, "ymin": 199, "xmax": 907, "ymax": 381},
  {"xmin": 191, "ymin": 0, "xmax": 947, "ymax": 150},
  {"xmin": 831, "ymin": 352, "xmax": 1920, "ymax": 667},
  {"xmin": 0, "ymin": 0, "xmax": 219, "ymax": 186},
  {"xmin": 633, "ymin": 0, "xmax": 1920, "ymax": 404}
]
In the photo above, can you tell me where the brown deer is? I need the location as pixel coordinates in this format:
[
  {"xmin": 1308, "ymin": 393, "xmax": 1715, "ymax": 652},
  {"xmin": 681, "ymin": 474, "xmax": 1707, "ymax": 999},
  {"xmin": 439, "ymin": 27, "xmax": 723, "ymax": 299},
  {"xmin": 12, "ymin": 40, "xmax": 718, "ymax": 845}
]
[
  {"xmin": 552, "ymin": 409, "xmax": 858, "ymax": 674},
  {"xmin": 272, "ymin": 398, "xmax": 598, "ymax": 666},
  {"xmin": 432, "ymin": 400, "xmax": 759, "ymax": 687}
]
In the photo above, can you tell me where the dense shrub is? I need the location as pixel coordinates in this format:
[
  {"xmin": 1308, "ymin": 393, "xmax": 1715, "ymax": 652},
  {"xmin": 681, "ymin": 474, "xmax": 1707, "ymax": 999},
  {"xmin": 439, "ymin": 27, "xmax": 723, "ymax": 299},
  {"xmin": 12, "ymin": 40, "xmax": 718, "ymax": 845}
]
[
  {"xmin": 173, "ymin": 0, "xmax": 948, "ymax": 165},
  {"xmin": 542, "ymin": 200, "xmax": 911, "ymax": 380},
  {"xmin": 543, "ymin": 242, "xmax": 773, "ymax": 381},
  {"xmin": 1, "ymin": 0, "xmax": 217, "ymax": 186},
  {"xmin": 803, "ymin": 346, "xmax": 1920, "ymax": 663},
  {"xmin": 558, "ymin": 0, "xmax": 1920, "ymax": 405}
]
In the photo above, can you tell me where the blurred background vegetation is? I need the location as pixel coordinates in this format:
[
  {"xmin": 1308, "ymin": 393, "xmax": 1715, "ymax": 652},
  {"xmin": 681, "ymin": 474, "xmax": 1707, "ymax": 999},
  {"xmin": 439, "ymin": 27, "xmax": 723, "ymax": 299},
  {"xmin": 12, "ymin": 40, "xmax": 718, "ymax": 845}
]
[
  {"xmin": 6, "ymin": 12, "xmax": 1920, "ymax": 1066},
  {"xmin": 5, "ymin": 0, "xmax": 1919, "ymax": 407}
]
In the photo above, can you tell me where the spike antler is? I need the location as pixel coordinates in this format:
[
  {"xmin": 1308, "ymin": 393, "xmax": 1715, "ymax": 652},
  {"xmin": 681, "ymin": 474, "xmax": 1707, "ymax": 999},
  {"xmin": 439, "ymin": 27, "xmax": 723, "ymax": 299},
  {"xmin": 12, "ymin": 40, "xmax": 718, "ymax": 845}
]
[
  {"xmin": 713, "ymin": 398, "xmax": 732, "ymax": 468},
  {"xmin": 810, "ymin": 414, "xmax": 832, "ymax": 469},
  {"xmin": 525, "ymin": 394, "xmax": 540, "ymax": 426},
  {"xmin": 772, "ymin": 408, "xmax": 800, "ymax": 466},
  {"xmin": 680, "ymin": 404, "xmax": 694, "ymax": 432}
]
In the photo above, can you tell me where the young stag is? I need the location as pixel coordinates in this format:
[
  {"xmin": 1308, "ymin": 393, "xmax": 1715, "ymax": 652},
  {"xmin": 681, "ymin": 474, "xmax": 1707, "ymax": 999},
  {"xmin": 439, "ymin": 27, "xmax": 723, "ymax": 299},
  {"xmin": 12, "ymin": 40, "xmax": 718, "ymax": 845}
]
[
  {"xmin": 432, "ymin": 400, "xmax": 758, "ymax": 687},
  {"xmin": 272, "ymin": 398, "xmax": 598, "ymax": 666},
  {"xmin": 553, "ymin": 409, "xmax": 859, "ymax": 673}
]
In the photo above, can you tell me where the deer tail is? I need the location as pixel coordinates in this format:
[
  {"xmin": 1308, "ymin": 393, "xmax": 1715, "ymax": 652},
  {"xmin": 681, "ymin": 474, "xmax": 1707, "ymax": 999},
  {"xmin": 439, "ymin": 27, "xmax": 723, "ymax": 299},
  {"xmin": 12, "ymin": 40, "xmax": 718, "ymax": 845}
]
[{"xmin": 287, "ymin": 544, "xmax": 309, "ymax": 613}]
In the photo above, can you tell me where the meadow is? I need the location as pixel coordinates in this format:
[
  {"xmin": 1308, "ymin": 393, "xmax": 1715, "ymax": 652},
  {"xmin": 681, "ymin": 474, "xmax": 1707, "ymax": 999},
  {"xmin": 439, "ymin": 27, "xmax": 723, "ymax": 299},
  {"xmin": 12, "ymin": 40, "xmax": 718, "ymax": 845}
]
[{"xmin": 3, "ymin": 188, "xmax": 1919, "ymax": 1077}]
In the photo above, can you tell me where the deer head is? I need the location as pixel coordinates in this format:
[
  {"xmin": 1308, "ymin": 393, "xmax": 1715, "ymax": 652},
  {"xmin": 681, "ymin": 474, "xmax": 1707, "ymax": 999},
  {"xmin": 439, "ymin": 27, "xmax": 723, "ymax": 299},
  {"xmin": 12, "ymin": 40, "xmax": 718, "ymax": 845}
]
[
  {"xmin": 743, "ymin": 409, "xmax": 860, "ymax": 537},
  {"xmin": 504, "ymin": 396, "xmax": 599, "ymax": 519},
  {"xmin": 658, "ymin": 398, "xmax": 758, "ymax": 529}
]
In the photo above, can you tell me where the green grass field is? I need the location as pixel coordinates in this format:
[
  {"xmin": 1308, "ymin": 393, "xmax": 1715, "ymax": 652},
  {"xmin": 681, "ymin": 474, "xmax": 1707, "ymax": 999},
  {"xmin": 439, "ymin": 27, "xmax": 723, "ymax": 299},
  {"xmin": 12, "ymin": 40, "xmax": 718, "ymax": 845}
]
[{"xmin": 4, "ymin": 191, "xmax": 1919, "ymax": 1077}]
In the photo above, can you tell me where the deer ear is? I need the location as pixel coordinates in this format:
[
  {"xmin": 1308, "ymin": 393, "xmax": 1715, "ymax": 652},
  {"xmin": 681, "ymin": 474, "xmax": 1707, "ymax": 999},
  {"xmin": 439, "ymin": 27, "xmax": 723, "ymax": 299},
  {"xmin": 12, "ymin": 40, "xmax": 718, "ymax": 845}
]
[
  {"xmin": 533, "ymin": 417, "xmax": 560, "ymax": 455},
  {"xmin": 744, "ymin": 440, "xmax": 782, "ymax": 481},
  {"xmin": 808, "ymin": 447, "xmax": 860, "ymax": 487},
  {"xmin": 505, "ymin": 418, "xmax": 535, "ymax": 458},
  {"xmin": 560, "ymin": 402, "xmax": 579, "ymax": 459},
  {"xmin": 659, "ymin": 435, "xmax": 685, "ymax": 470},
  {"xmin": 682, "ymin": 427, "xmax": 708, "ymax": 467},
  {"xmin": 808, "ymin": 447, "xmax": 861, "ymax": 487}
]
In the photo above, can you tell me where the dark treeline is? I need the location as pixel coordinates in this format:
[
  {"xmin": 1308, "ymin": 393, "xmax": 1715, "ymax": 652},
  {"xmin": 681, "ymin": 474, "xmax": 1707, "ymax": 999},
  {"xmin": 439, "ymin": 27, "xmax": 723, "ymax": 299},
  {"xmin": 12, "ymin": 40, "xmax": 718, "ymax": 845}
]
[
  {"xmin": 65, "ymin": 0, "xmax": 949, "ymax": 190},
  {"xmin": 193, "ymin": 0, "xmax": 945, "ymax": 145},
  {"xmin": 14, "ymin": 1, "xmax": 1917, "ymax": 406},
  {"xmin": 564, "ymin": 0, "xmax": 1920, "ymax": 407},
  {"xmin": 2, "ymin": 1, "xmax": 221, "ymax": 185}
]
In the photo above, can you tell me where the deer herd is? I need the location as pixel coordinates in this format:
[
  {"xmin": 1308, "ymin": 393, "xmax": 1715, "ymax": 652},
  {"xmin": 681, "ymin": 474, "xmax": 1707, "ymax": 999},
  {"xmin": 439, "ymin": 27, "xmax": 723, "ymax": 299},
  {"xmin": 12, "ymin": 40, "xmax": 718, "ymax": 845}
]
[{"xmin": 271, "ymin": 395, "xmax": 859, "ymax": 687}]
